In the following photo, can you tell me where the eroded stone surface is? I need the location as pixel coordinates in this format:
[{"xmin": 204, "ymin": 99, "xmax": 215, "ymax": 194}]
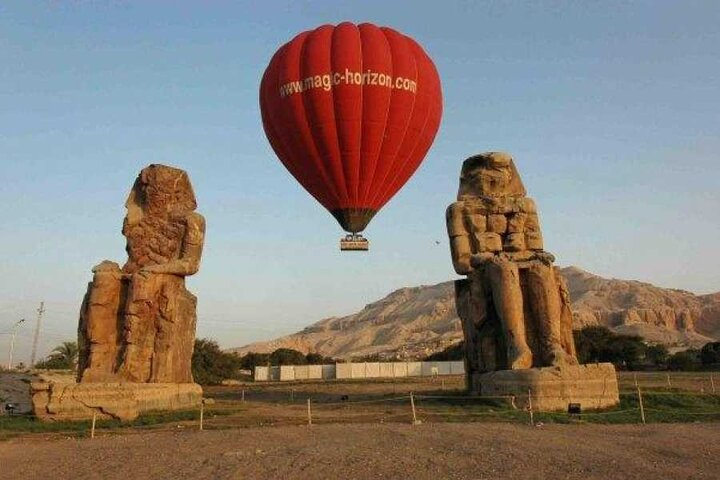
[
  {"xmin": 472, "ymin": 363, "xmax": 620, "ymax": 411},
  {"xmin": 76, "ymin": 164, "xmax": 205, "ymax": 384},
  {"xmin": 31, "ymin": 381, "xmax": 202, "ymax": 421},
  {"xmin": 447, "ymin": 152, "xmax": 619, "ymax": 409},
  {"xmin": 448, "ymin": 152, "xmax": 577, "ymax": 373}
]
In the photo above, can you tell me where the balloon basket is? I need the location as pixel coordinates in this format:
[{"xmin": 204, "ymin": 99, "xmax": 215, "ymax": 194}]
[{"xmin": 340, "ymin": 234, "xmax": 369, "ymax": 252}]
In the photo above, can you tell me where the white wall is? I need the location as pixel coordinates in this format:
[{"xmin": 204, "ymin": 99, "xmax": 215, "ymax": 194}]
[{"xmin": 254, "ymin": 361, "xmax": 464, "ymax": 382}]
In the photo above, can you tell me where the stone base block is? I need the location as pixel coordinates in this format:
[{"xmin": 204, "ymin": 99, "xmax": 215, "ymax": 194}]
[
  {"xmin": 470, "ymin": 363, "xmax": 619, "ymax": 412},
  {"xmin": 31, "ymin": 381, "xmax": 203, "ymax": 421}
]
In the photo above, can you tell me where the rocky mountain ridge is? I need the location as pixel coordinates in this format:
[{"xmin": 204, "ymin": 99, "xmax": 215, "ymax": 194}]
[{"xmin": 230, "ymin": 267, "xmax": 719, "ymax": 359}]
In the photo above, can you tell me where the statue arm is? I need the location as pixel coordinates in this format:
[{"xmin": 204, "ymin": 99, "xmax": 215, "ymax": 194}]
[
  {"xmin": 141, "ymin": 213, "xmax": 206, "ymax": 276},
  {"xmin": 446, "ymin": 203, "xmax": 473, "ymax": 275}
]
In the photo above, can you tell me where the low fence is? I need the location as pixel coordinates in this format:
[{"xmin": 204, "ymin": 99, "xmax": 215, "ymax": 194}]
[
  {"xmin": 63, "ymin": 387, "xmax": 720, "ymax": 440},
  {"xmin": 253, "ymin": 361, "xmax": 465, "ymax": 382},
  {"xmin": 6, "ymin": 372, "xmax": 718, "ymax": 440}
]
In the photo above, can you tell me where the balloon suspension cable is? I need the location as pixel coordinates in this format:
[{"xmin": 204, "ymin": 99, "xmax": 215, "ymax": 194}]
[{"xmin": 340, "ymin": 231, "xmax": 369, "ymax": 252}]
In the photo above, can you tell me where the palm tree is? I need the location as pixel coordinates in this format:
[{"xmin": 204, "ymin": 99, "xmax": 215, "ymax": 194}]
[{"xmin": 48, "ymin": 341, "xmax": 79, "ymax": 369}]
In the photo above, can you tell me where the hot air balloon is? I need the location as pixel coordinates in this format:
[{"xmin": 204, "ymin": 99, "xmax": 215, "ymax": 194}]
[{"xmin": 259, "ymin": 22, "xmax": 443, "ymax": 251}]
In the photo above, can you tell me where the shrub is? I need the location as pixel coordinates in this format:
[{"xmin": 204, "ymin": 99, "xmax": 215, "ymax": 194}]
[
  {"xmin": 239, "ymin": 352, "xmax": 270, "ymax": 370},
  {"xmin": 268, "ymin": 348, "xmax": 308, "ymax": 366},
  {"xmin": 191, "ymin": 338, "xmax": 242, "ymax": 385},
  {"xmin": 573, "ymin": 326, "xmax": 646, "ymax": 370},
  {"xmin": 425, "ymin": 342, "xmax": 464, "ymax": 361},
  {"xmin": 239, "ymin": 350, "xmax": 336, "ymax": 370},
  {"xmin": 668, "ymin": 349, "xmax": 701, "ymax": 371},
  {"xmin": 700, "ymin": 342, "xmax": 720, "ymax": 366},
  {"xmin": 305, "ymin": 352, "xmax": 336, "ymax": 364},
  {"xmin": 645, "ymin": 344, "xmax": 669, "ymax": 368}
]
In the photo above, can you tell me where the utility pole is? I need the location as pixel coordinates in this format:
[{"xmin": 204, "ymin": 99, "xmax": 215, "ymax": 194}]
[
  {"xmin": 7, "ymin": 319, "xmax": 26, "ymax": 370},
  {"xmin": 29, "ymin": 301, "xmax": 45, "ymax": 368}
]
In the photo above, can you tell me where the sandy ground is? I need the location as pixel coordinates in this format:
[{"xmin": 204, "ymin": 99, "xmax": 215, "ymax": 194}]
[{"xmin": 1, "ymin": 422, "xmax": 718, "ymax": 480}]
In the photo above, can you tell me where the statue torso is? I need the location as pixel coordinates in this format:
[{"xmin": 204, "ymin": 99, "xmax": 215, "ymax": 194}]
[
  {"xmin": 454, "ymin": 196, "xmax": 544, "ymax": 255},
  {"xmin": 122, "ymin": 213, "xmax": 186, "ymax": 273}
]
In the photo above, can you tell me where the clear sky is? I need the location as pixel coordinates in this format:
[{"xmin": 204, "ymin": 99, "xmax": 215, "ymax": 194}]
[{"xmin": 1, "ymin": 1, "xmax": 718, "ymax": 363}]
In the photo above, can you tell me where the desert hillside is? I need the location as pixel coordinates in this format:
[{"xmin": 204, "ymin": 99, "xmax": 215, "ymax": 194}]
[{"xmin": 229, "ymin": 267, "xmax": 719, "ymax": 359}]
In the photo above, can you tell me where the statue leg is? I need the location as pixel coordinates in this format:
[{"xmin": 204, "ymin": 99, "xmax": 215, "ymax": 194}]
[
  {"xmin": 117, "ymin": 273, "xmax": 158, "ymax": 382},
  {"xmin": 525, "ymin": 262, "xmax": 578, "ymax": 367},
  {"xmin": 455, "ymin": 279, "xmax": 479, "ymax": 387},
  {"xmin": 553, "ymin": 267, "xmax": 578, "ymax": 359},
  {"xmin": 456, "ymin": 276, "xmax": 493, "ymax": 390},
  {"xmin": 484, "ymin": 258, "xmax": 533, "ymax": 370},
  {"xmin": 78, "ymin": 265, "xmax": 124, "ymax": 382},
  {"xmin": 149, "ymin": 276, "xmax": 196, "ymax": 383}
]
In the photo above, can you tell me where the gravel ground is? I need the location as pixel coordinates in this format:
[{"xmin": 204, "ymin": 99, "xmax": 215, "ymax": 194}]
[{"xmin": 1, "ymin": 422, "xmax": 718, "ymax": 480}]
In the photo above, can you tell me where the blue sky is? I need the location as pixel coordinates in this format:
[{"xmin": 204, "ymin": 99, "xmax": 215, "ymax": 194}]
[{"xmin": 1, "ymin": 1, "xmax": 718, "ymax": 362}]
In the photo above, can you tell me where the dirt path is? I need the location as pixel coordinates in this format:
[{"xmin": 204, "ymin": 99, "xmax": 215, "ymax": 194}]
[{"xmin": 1, "ymin": 422, "xmax": 718, "ymax": 480}]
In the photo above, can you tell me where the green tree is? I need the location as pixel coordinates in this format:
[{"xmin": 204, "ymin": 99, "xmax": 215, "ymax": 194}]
[
  {"xmin": 191, "ymin": 338, "xmax": 242, "ymax": 385},
  {"xmin": 36, "ymin": 341, "xmax": 78, "ymax": 370},
  {"xmin": 573, "ymin": 326, "xmax": 646, "ymax": 370},
  {"xmin": 239, "ymin": 352, "xmax": 270, "ymax": 370},
  {"xmin": 645, "ymin": 344, "xmax": 669, "ymax": 368},
  {"xmin": 305, "ymin": 352, "xmax": 336, "ymax": 364},
  {"xmin": 700, "ymin": 342, "xmax": 720, "ymax": 366},
  {"xmin": 425, "ymin": 342, "xmax": 465, "ymax": 361},
  {"xmin": 269, "ymin": 348, "xmax": 307, "ymax": 366},
  {"xmin": 668, "ymin": 350, "xmax": 700, "ymax": 371}
]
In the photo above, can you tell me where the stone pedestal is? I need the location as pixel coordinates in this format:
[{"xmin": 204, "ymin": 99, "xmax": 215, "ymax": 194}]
[
  {"xmin": 31, "ymin": 381, "xmax": 202, "ymax": 421},
  {"xmin": 470, "ymin": 363, "xmax": 620, "ymax": 411}
]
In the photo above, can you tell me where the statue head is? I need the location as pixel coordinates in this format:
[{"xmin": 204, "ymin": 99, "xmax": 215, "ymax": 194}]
[
  {"xmin": 125, "ymin": 164, "xmax": 197, "ymax": 223},
  {"xmin": 457, "ymin": 152, "xmax": 526, "ymax": 199}
]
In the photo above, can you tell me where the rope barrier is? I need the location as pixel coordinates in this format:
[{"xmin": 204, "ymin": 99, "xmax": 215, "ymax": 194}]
[
  {"xmin": 414, "ymin": 394, "xmax": 514, "ymax": 401},
  {"xmin": 532, "ymin": 408, "xmax": 640, "ymax": 417},
  {"xmin": 308, "ymin": 412, "xmax": 410, "ymax": 420},
  {"xmin": 643, "ymin": 408, "xmax": 720, "ymax": 416},
  {"xmin": 416, "ymin": 409, "xmax": 520, "ymax": 418},
  {"xmin": 628, "ymin": 391, "xmax": 720, "ymax": 397},
  {"xmin": 313, "ymin": 395, "xmax": 411, "ymax": 407}
]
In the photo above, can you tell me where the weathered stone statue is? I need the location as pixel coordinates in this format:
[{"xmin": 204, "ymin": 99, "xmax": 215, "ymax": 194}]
[
  {"xmin": 33, "ymin": 165, "xmax": 205, "ymax": 421},
  {"xmin": 447, "ymin": 152, "xmax": 619, "ymax": 410},
  {"xmin": 77, "ymin": 164, "xmax": 205, "ymax": 383}
]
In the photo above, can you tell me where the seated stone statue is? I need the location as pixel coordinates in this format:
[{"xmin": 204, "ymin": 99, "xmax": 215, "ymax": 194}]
[
  {"xmin": 447, "ymin": 152, "xmax": 577, "ymax": 374},
  {"xmin": 77, "ymin": 164, "xmax": 205, "ymax": 384}
]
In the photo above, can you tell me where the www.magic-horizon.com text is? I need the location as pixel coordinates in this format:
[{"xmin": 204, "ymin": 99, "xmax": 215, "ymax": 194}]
[{"xmin": 279, "ymin": 69, "xmax": 417, "ymax": 98}]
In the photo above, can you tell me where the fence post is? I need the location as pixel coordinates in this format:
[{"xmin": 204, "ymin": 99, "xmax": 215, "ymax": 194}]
[
  {"xmin": 241, "ymin": 389, "xmax": 245, "ymax": 402},
  {"xmin": 527, "ymin": 389, "xmax": 534, "ymax": 426},
  {"xmin": 199, "ymin": 400, "xmax": 204, "ymax": 431},
  {"xmin": 711, "ymin": 374, "xmax": 716, "ymax": 394},
  {"xmin": 307, "ymin": 398, "xmax": 312, "ymax": 426},
  {"xmin": 633, "ymin": 372, "xmax": 638, "ymax": 388},
  {"xmin": 91, "ymin": 412, "xmax": 97, "ymax": 439},
  {"xmin": 637, "ymin": 386, "xmax": 646, "ymax": 425},
  {"xmin": 666, "ymin": 373, "xmax": 671, "ymax": 389},
  {"xmin": 410, "ymin": 392, "xmax": 420, "ymax": 425},
  {"xmin": 441, "ymin": 379, "xmax": 445, "ymax": 391}
]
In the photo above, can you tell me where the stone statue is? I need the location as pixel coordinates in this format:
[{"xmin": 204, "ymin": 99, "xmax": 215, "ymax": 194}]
[
  {"xmin": 447, "ymin": 152, "xmax": 577, "ymax": 375},
  {"xmin": 77, "ymin": 164, "xmax": 206, "ymax": 384},
  {"xmin": 446, "ymin": 152, "xmax": 620, "ymax": 411}
]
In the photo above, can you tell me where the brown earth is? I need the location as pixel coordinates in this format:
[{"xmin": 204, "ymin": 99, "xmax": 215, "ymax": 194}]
[
  {"xmin": 231, "ymin": 266, "xmax": 720, "ymax": 359},
  {"xmin": 1, "ymin": 423, "xmax": 718, "ymax": 480}
]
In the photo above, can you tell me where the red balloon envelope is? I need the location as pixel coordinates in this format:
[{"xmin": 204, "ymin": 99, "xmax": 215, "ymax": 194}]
[{"xmin": 260, "ymin": 22, "xmax": 443, "ymax": 234}]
